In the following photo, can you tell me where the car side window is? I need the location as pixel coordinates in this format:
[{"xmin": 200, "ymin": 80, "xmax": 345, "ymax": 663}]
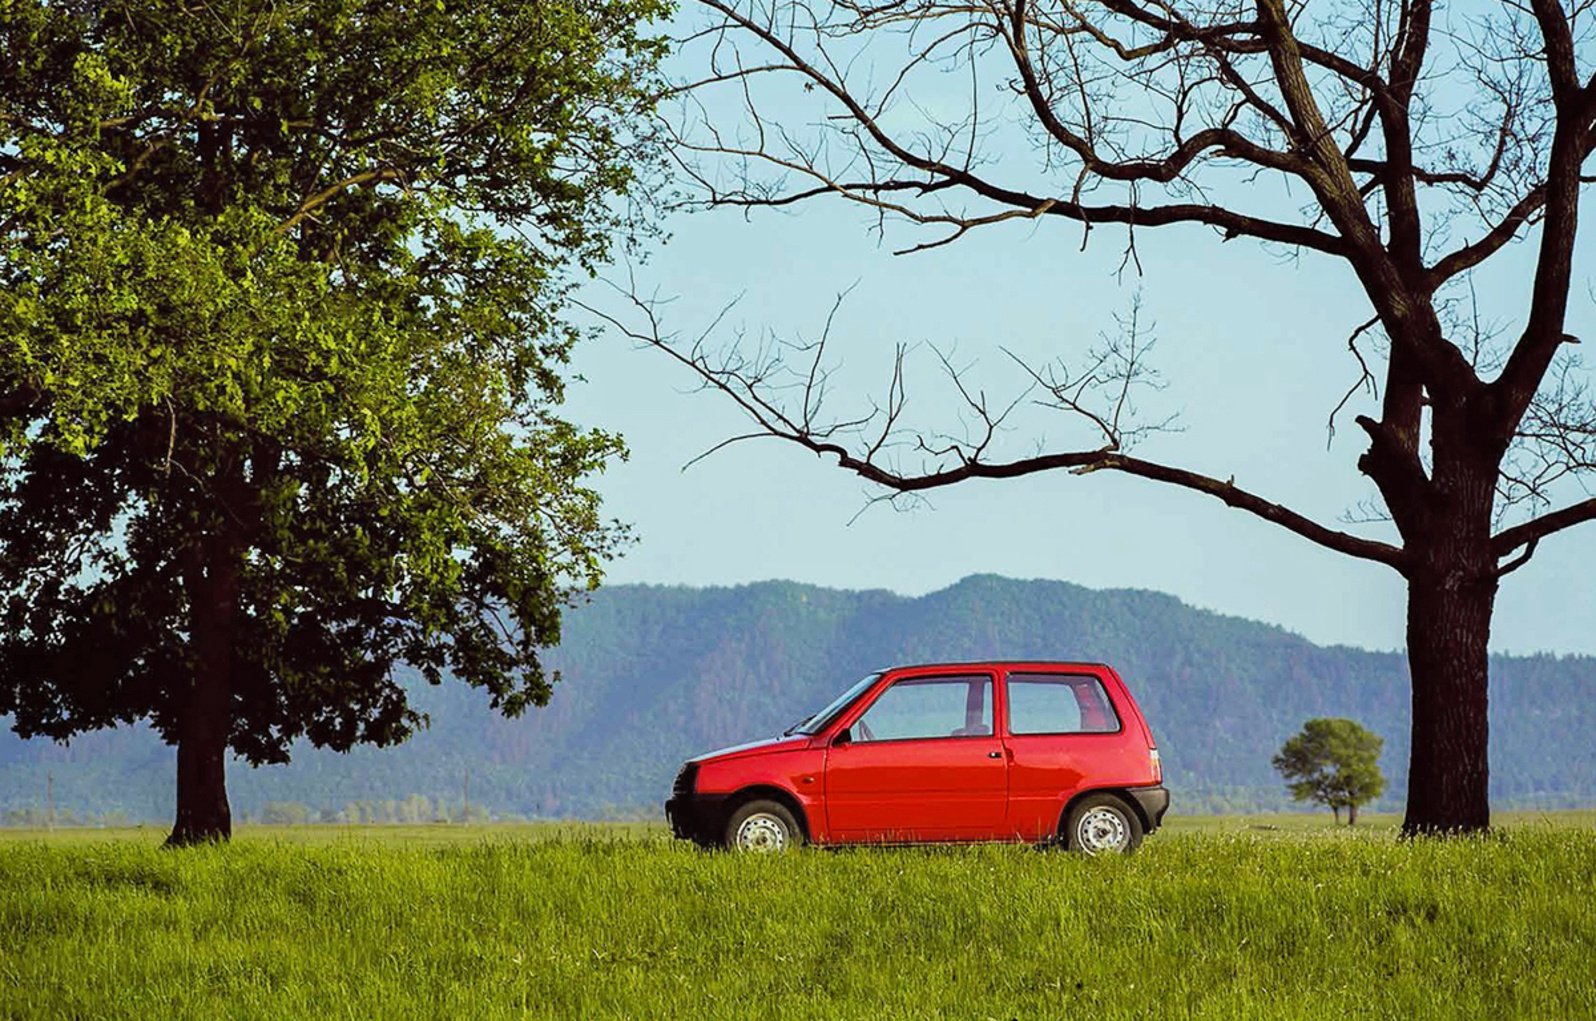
[
  {"xmin": 853, "ymin": 675, "xmax": 992, "ymax": 742},
  {"xmin": 1007, "ymin": 673, "xmax": 1121, "ymax": 734}
]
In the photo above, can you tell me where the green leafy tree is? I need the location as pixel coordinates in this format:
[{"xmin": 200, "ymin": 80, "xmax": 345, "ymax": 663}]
[
  {"xmin": 1273, "ymin": 719, "xmax": 1386, "ymax": 825},
  {"xmin": 0, "ymin": 0, "xmax": 668, "ymax": 844}
]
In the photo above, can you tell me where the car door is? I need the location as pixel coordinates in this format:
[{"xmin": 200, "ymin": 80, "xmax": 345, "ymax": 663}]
[
  {"xmin": 1002, "ymin": 668, "xmax": 1125, "ymax": 840},
  {"xmin": 824, "ymin": 671, "xmax": 1008, "ymax": 841}
]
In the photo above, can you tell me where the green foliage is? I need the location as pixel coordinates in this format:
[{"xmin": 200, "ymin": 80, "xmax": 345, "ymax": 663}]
[
  {"xmin": 1274, "ymin": 718, "xmax": 1387, "ymax": 821},
  {"xmin": 0, "ymin": 2, "xmax": 667, "ymax": 780},
  {"xmin": 2, "ymin": 826, "xmax": 1595, "ymax": 1018}
]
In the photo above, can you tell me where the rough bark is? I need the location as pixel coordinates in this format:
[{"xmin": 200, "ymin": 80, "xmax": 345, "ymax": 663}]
[
  {"xmin": 168, "ymin": 695, "xmax": 232, "ymax": 845},
  {"xmin": 1401, "ymin": 565, "xmax": 1495, "ymax": 835},
  {"xmin": 167, "ymin": 531, "xmax": 241, "ymax": 847},
  {"xmin": 1399, "ymin": 432, "xmax": 1499, "ymax": 837}
]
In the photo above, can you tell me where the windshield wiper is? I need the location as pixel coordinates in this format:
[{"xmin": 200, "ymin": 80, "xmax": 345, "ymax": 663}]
[{"xmin": 782, "ymin": 716, "xmax": 811, "ymax": 736}]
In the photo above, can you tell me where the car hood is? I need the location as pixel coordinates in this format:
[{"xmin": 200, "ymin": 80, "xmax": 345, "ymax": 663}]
[{"xmin": 691, "ymin": 735, "xmax": 810, "ymax": 763}]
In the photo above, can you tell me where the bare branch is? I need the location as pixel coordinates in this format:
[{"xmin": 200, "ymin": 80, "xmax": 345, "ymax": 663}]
[
  {"xmin": 1427, "ymin": 185, "xmax": 1547, "ymax": 287},
  {"xmin": 1328, "ymin": 317, "xmax": 1381, "ymax": 447},
  {"xmin": 597, "ymin": 278, "xmax": 1406, "ymax": 571},
  {"xmin": 1495, "ymin": 538, "xmax": 1538, "ymax": 577},
  {"xmin": 681, "ymin": 1, "xmax": 1352, "ymax": 255},
  {"xmin": 1494, "ymin": 497, "xmax": 1596, "ymax": 557}
]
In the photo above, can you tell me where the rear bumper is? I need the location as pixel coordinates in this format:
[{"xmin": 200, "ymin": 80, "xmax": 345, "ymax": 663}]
[
  {"xmin": 665, "ymin": 795, "xmax": 731, "ymax": 846},
  {"xmin": 1126, "ymin": 785, "xmax": 1171, "ymax": 832}
]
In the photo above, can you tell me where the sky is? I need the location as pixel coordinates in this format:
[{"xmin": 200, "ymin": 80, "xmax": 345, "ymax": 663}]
[{"xmin": 561, "ymin": 8, "xmax": 1596, "ymax": 658}]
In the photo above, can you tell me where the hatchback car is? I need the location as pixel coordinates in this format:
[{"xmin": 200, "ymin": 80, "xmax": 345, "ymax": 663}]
[{"xmin": 665, "ymin": 661, "xmax": 1168, "ymax": 853}]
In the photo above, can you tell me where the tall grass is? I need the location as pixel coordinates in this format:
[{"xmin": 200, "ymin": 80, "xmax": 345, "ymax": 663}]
[{"xmin": 2, "ymin": 823, "xmax": 1593, "ymax": 1019}]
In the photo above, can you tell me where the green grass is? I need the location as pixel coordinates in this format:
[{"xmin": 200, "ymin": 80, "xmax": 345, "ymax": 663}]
[
  {"xmin": 3, "ymin": 817, "xmax": 1594, "ymax": 1019},
  {"xmin": 0, "ymin": 820, "xmax": 666, "ymax": 849}
]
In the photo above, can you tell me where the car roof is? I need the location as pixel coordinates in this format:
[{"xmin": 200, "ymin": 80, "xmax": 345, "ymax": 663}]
[{"xmin": 881, "ymin": 660, "xmax": 1113, "ymax": 672}]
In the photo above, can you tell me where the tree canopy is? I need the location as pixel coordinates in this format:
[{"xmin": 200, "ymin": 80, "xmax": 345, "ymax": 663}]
[
  {"xmin": 0, "ymin": 0, "xmax": 669, "ymax": 843},
  {"xmin": 1274, "ymin": 718, "xmax": 1386, "ymax": 824}
]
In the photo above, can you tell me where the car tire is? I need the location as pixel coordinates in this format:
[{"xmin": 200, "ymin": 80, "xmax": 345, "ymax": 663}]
[
  {"xmin": 725, "ymin": 799, "xmax": 803, "ymax": 853},
  {"xmin": 1064, "ymin": 793, "xmax": 1143, "ymax": 855}
]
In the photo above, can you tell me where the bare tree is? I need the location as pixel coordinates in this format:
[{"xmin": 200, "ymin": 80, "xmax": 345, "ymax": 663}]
[{"xmin": 634, "ymin": 0, "xmax": 1596, "ymax": 835}]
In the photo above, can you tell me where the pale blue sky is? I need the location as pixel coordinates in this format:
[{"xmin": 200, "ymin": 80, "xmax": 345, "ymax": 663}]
[{"xmin": 565, "ymin": 10, "xmax": 1596, "ymax": 657}]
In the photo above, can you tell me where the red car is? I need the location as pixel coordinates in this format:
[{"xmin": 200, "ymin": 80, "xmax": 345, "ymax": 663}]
[{"xmin": 666, "ymin": 661, "xmax": 1168, "ymax": 854}]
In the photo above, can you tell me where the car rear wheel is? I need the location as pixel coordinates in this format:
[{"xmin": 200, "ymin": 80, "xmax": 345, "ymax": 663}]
[
  {"xmin": 1064, "ymin": 793, "xmax": 1143, "ymax": 855},
  {"xmin": 725, "ymin": 799, "xmax": 803, "ymax": 853}
]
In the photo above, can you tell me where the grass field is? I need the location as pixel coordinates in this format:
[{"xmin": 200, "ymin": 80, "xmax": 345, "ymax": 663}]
[{"xmin": 2, "ymin": 815, "xmax": 1594, "ymax": 1019}]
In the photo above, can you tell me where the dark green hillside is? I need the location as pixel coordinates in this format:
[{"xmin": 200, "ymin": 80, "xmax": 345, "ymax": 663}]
[{"xmin": 3, "ymin": 576, "xmax": 1593, "ymax": 820}]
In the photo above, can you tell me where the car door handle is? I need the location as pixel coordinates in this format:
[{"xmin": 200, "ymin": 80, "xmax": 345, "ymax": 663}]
[{"xmin": 988, "ymin": 750, "xmax": 1003, "ymax": 759}]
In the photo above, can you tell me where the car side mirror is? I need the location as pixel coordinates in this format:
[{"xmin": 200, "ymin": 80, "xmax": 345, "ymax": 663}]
[{"xmin": 832, "ymin": 728, "xmax": 852, "ymax": 747}]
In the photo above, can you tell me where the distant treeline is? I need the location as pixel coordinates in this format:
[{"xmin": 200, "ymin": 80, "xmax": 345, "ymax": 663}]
[
  {"xmin": 5, "ymin": 577, "xmax": 1595, "ymax": 819},
  {"xmin": 3, "ymin": 807, "xmax": 137, "ymax": 829},
  {"xmin": 1, "ymin": 795, "xmax": 657, "ymax": 828}
]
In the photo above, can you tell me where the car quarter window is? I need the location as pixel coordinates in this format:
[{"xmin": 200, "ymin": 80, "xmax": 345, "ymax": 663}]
[
  {"xmin": 1006, "ymin": 673, "xmax": 1121, "ymax": 734},
  {"xmin": 852, "ymin": 674, "xmax": 992, "ymax": 742}
]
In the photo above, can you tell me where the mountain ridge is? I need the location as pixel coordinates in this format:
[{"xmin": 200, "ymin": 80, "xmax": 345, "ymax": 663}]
[{"xmin": 4, "ymin": 574, "xmax": 1593, "ymax": 821}]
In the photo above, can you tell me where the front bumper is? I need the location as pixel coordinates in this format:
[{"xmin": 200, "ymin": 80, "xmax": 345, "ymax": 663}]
[
  {"xmin": 1126, "ymin": 785, "xmax": 1171, "ymax": 832},
  {"xmin": 665, "ymin": 794, "xmax": 731, "ymax": 847}
]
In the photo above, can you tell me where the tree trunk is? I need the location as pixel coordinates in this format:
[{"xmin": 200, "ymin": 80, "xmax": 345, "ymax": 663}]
[
  {"xmin": 1400, "ymin": 538, "xmax": 1496, "ymax": 837},
  {"xmin": 169, "ymin": 692, "xmax": 231, "ymax": 845},
  {"xmin": 167, "ymin": 543, "xmax": 240, "ymax": 846},
  {"xmin": 1348, "ymin": 803, "xmax": 1358, "ymax": 827},
  {"xmin": 1332, "ymin": 805, "xmax": 1341, "ymax": 825}
]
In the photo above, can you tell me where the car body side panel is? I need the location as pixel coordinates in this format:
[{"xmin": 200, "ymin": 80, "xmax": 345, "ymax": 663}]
[
  {"xmin": 1000, "ymin": 666, "xmax": 1161, "ymax": 839},
  {"xmin": 824, "ymin": 736, "xmax": 1008, "ymax": 841},
  {"xmin": 819, "ymin": 667, "xmax": 1008, "ymax": 842},
  {"xmin": 1003, "ymin": 736, "xmax": 1162, "ymax": 838},
  {"xmin": 693, "ymin": 745, "xmax": 828, "ymax": 840}
]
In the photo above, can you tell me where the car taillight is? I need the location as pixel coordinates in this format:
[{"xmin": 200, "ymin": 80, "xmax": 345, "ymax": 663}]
[{"xmin": 1149, "ymin": 747, "xmax": 1162, "ymax": 783}]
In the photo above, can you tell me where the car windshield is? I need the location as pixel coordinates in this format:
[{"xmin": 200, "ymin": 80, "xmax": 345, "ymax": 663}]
[{"xmin": 788, "ymin": 672, "xmax": 882, "ymax": 735}]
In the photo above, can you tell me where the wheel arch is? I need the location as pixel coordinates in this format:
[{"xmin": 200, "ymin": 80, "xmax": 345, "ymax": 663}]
[
  {"xmin": 727, "ymin": 784, "xmax": 812, "ymax": 841},
  {"xmin": 1057, "ymin": 787, "xmax": 1149, "ymax": 840}
]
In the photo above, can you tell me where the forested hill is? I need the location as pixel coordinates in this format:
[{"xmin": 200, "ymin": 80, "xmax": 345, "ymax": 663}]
[{"xmin": 4, "ymin": 575, "xmax": 1593, "ymax": 821}]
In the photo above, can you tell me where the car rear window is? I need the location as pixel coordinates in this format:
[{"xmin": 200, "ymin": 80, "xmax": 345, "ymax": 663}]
[{"xmin": 1006, "ymin": 673, "xmax": 1120, "ymax": 734}]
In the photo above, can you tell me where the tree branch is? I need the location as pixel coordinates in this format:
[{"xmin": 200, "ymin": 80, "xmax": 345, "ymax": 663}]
[
  {"xmin": 1493, "ymin": 497, "xmax": 1596, "ymax": 557},
  {"xmin": 591, "ymin": 279, "xmax": 1407, "ymax": 573},
  {"xmin": 272, "ymin": 167, "xmax": 409, "ymax": 238},
  {"xmin": 1495, "ymin": 538, "xmax": 1538, "ymax": 577},
  {"xmin": 1426, "ymin": 184, "xmax": 1547, "ymax": 286},
  {"xmin": 687, "ymin": 0, "xmax": 1349, "ymax": 255},
  {"xmin": 674, "ymin": 143, "xmax": 1349, "ymax": 256}
]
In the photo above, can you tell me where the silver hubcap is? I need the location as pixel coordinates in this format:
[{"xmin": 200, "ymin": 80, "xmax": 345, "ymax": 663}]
[
  {"xmin": 734, "ymin": 812, "xmax": 789, "ymax": 852},
  {"xmin": 1076, "ymin": 806, "xmax": 1130, "ymax": 854}
]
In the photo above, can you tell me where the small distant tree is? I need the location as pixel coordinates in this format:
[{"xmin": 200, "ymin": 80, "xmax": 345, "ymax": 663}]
[{"xmin": 1273, "ymin": 719, "xmax": 1387, "ymax": 825}]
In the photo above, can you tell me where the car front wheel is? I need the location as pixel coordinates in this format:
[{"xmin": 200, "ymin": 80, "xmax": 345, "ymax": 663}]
[
  {"xmin": 1064, "ymin": 793, "xmax": 1144, "ymax": 855},
  {"xmin": 725, "ymin": 799, "xmax": 803, "ymax": 853}
]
